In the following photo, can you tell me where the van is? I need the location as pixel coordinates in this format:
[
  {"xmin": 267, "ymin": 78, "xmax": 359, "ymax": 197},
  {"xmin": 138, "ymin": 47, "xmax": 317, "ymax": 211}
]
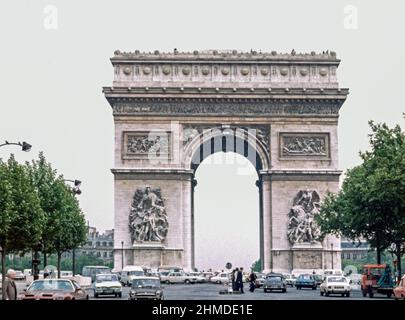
[
  {"xmin": 82, "ymin": 266, "xmax": 111, "ymax": 282},
  {"xmin": 120, "ymin": 266, "xmax": 145, "ymax": 286}
]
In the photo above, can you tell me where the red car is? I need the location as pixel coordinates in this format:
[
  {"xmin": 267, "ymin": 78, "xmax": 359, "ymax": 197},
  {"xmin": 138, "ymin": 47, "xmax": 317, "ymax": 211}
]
[
  {"xmin": 18, "ymin": 279, "xmax": 89, "ymax": 300},
  {"xmin": 394, "ymin": 275, "xmax": 405, "ymax": 300}
]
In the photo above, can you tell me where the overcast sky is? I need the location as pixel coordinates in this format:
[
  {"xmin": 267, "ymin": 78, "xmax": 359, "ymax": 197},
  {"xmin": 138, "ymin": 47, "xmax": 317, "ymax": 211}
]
[{"xmin": 1, "ymin": 0, "xmax": 404, "ymax": 270}]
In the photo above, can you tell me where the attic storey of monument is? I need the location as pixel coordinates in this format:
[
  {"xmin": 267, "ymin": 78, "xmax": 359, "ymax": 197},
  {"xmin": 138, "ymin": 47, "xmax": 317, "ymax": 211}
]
[{"xmin": 103, "ymin": 49, "xmax": 348, "ymax": 273}]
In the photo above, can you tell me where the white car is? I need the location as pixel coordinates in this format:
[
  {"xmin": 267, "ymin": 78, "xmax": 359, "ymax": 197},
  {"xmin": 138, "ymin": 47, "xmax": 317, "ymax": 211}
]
[
  {"xmin": 210, "ymin": 272, "xmax": 230, "ymax": 284},
  {"xmin": 320, "ymin": 276, "xmax": 351, "ymax": 297},
  {"xmin": 94, "ymin": 274, "xmax": 122, "ymax": 298},
  {"xmin": 60, "ymin": 271, "xmax": 73, "ymax": 278},
  {"xmin": 164, "ymin": 272, "xmax": 197, "ymax": 284},
  {"xmin": 120, "ymin": 266, "xmax": 145, "ymax": 286},
  {"xmin": 283, "ymin": 274, "xmax": 296, "ymax": 287},
  {"xmin": 188, "ymin": 272, "xmax": 206, "ymax": 283}
]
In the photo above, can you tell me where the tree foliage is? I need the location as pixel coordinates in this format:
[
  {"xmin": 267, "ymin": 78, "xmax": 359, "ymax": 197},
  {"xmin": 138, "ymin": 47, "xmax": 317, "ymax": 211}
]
[{"xmin": 316, "ymin": 119, "xmax": 405, "ymax": 279}]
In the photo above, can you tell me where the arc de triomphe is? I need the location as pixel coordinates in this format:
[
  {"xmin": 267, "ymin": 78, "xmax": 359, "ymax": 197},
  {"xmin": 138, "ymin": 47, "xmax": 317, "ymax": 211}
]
[{"xmin": 103, "ymin": 49, "xmax": 348, "ymax": 273}]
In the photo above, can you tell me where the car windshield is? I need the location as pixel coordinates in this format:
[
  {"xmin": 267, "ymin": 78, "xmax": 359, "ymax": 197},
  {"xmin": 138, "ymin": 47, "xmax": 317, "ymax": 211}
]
[
  {"xmin": 299, "ymin": 275, "xmax": 312, "ymax": 280},
  {"xmin": 328, "ymin": 277, "xmax": 346, "ymax": 282},
  {"xmin": 132, "ymin": 279, "xmax": 160, "ymax": 288},
  {"xmin": 28, "ymin": 280, "xmax": 74, "ymax": 292},
  {"xmin": 129, "ymin": 271, "xmax": 144, "ymax": 276},
  {"xmin": 267, "ymin": 276, "xmax": 282, "ymax": 281},
  {"xmin": 96, "ymin": 274, "xmax": 118, "ymax": 282},
  {"xmin": 160, "ymin": 272, "xmax": 169, "ymax": 276}
]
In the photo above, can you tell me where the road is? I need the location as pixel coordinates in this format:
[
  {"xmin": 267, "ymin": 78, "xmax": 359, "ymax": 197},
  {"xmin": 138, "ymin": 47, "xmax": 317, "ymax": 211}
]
[{"xmin": 13, "ymin": 281, "xmax": 390, "ymax": 300}]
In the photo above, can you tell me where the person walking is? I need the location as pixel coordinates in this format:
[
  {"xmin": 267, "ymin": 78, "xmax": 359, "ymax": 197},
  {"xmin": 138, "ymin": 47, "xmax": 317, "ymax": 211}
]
[
  {"xmin": 233, "ymin": 268, "xmax": 239, "ymax": 291},
  {"xmin": 249, "ymin": 270, "xmax": 257, "ymax": 292},
  {"xmin": 236, "ymin": 267, "xmax": 244, "ymax": 293},
  {"xmin": 2, "ymin": 269, "xmax": 17, "ymax": 300}
]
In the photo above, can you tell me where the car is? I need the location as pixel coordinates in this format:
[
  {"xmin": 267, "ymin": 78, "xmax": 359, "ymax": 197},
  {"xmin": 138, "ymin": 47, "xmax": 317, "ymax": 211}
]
[
  {"xmin": 129, "ymin": 277, "xmax": 164, "ymax": 300},
  {"xmin": 320, "ymin": 276, "xmax": 351, "ymax": 297},
  {"xmin": 82, "ymin": 266, "xmax": 111, "ymax": 282},
  {"xmin": 165, "ymin": 272, "xmax": 197, "ymax": 284},
  {"xmin": 23, "ymin": 269, "xmax": 32, "ymax": 277},
  {"xmin": 394, "ymin": 275, "xmax": 405, "ymax": 300},
  {"xmin": 188, "ymin": 272, "xmax": 206, "ymax": 283},
  {"xmin": 295, "ymin": 274, "xmax": 317, "ymax": 290},
  {"xmin": 93, "ymin": 273, "xmax": 122, "ymax": 298},
  {"xmin": 360, "ymin": 264, "xmax": 394, "ymax": 298},
  {"xmin": 263, "ymin": 273, "xmax": 287, "ymax": 293},
  {"xmin": 17, "ymin": 279, "xmax": 89, "ymax": 300},
  {"xmin": 210, "ymin": 272, "xmax": 230, "ymax": 284},
  {"xmin": 14, "ymin": 270, "xmax": 26, "ymax": 281},
  {"xmin": 323, "ymin": 269, "xmax": 343, "ymax": 280},
  {"xmin": 120, "ymin": 266, "xmax": 145, "ymax": 286},
  {"xmin": 313, "ymin": 274, "xmax": 323, "ymax": 286},
  {"xmin": 159, "ymin": 271, "xmax": 170, "ymax": 283},
  {"xmin": 254, "ymin": 273, "xmax": 265, "ymax": 288},
  {"xmin": 283, "ymin": 274, "xmax": 296, "ymax": 287},
  {"xmin": 60, "ymin": 271, "xmax": 73, "ymax": 278}
]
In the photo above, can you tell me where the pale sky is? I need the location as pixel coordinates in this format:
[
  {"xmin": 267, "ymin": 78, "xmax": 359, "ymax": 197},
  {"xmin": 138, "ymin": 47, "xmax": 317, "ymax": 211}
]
[{"xmin": 1, "ymin": 0, "xmax": 404, "ymax": 270}]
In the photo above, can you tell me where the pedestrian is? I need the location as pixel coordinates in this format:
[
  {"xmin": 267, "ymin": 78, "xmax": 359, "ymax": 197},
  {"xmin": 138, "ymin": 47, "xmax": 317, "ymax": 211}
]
[
  {"xmin": 236, "ymin": 267, "xmax": 244, "ymax": 293},
  {"xmin": 233, "ymin": 268, "xmax": 239, "ymax": 291},
  {"xmin": 2, "ymin": 269, "xmax": 17, "ymax": 300},
  {"xmin": 249, "ymin": 270, "xmax": 257, "ymax": 292}
]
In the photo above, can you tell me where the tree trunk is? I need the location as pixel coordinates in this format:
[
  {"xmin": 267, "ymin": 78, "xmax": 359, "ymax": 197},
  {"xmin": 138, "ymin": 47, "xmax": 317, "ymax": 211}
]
[
  {"xmin": 43, "ymin": 250, "xmax": 47, "ymax": 268},
  {"xmin": 376, "ymin": 234, "xmax": 381, "ymax": 264},
  {"xmin": 396, "ymin": 242, "xmax": 402, "ymax": 284},
  {"xmin": 1, "ymin": 249, "xmax": 6, "ymax": 300},
  {"xmin": 57, "ymin": 251, "xmax": 61, "ymax": 279}
]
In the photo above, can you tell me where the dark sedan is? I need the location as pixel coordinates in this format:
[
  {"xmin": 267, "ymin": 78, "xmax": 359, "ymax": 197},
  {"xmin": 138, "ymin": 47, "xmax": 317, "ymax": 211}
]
[
  {"xmin": 263, "ymin": 273, "xmax": 287, "ymax": 293},
  {"xmin": 295, "ymin": 274, "xmax": 317, "ymax": 290},
  {"xmin": 129, "ymin": 277, "xmax": 164, "ymax": 300}
]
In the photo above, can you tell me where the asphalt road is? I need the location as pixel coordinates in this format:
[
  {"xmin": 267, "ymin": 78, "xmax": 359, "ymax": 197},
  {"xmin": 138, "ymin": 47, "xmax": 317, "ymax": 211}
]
[
  {"xmin": 12, "ymin": 280, "xmax": 391, "ymax": 300},
  {"xmin": 88, "ymin": 283, "xmax": 389, "ymax": 300}
]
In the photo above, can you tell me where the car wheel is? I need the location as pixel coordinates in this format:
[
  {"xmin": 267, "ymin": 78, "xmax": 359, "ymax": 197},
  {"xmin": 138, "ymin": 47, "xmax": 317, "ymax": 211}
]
[
  {"xmin": 341, "ymin": 293, "xmax": 345, "ymax": 297},
  {"xmin": 387, "ymin": 292, "xmax": 392, "ymax": 298},
  {"xmin": 312, "ymin": 286, "xmax": 316, "ymax": 290},
  {"xmin": 166, "ymin": 280, "xmax": 170, "ymax": 284},
  {"xmin": 216, "ymin": 280, "xmax": 221, "ymax": 284},
  {"xmin": 282, "ymin": 288, "xmax": 286, "ymax": 293},
  {"xmin": 86, "ymin": 295, "xmax": 89, "ymax": 300},
  {"xmin": 119, "ymin": 293, "xmax": 122, "ymax": 298},
  {"xmin": 320, "ymin": 291, "xmax": 324, "ymax": 296},
  {"xmin": 264, "ymin": 289, "xmax": 268, "ymax": 293},
  {"xmin": 346, "ymin": 292, "xmax": 350, "ymax": 298},
  {"xmin": 325, "ymin": 292, "xmax": 330, "ymax": 297},
  {"xmin": 94, "ymin": 293, "xmax": 99, "ymax": 298},
  {"xmin": 185, "ymin": 279, "xmax": 190, "ymax": 284}
]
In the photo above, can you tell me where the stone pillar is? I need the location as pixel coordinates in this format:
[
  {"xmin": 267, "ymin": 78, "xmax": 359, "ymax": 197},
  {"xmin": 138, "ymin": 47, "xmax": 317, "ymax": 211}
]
[
  {"xmin": 261, "ymin": 177, "xmax": 272, "ymax": 270},
  {"xmin": 256, "ymin": 178, "xmax": 264, "ymax": 271},
  {"xmin": 182, "ymin": 177, "xmax": 193, "ymax": 270},
  {"xmin": 191, "ymin": 178, "xmax": 197, "ymax": 270}
]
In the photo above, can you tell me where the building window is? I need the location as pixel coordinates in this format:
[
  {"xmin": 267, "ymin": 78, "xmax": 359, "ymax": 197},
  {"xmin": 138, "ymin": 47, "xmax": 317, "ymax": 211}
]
[
  {"xmin": 109, "ymin": 252, "xmax": 113, "ymax": 258},
  {"xmin": 96, "ymin": 252, "xmax": 101, "ymax": 257},
  {"xmin": 341, "ymin": 253, "xmax": 344, "ymax": 259},
  {"xmin": 353, "ymin": 253, "xmax": 357, "ymax": 260},
  {"xmin": 96, "ymin": 242, "xmax": 100, "ymax": 246},
  {"xmin": 103, "ymin": 252, "xmax": 107, "ymax": 258},
  {"xmin": 109, "ymin": 242, "xmax": 113, "ymax": 247},
  {"xmin": 102, "ymin": 242, "xmax": 107, "ymax": 247},
  {"xmin": 346, "ymin": 253, "xmax": 351, "ymax": 259},
  {"xmin": 87, "ymin": 242, "xmax": 92, "ymax": 246}
]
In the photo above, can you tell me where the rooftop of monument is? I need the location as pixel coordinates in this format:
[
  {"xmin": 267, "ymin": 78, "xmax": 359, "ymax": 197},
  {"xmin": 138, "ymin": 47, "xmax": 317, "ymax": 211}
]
[{"xmin": 112, "ymin": 49, "xmax": 339, "ymax": 62}]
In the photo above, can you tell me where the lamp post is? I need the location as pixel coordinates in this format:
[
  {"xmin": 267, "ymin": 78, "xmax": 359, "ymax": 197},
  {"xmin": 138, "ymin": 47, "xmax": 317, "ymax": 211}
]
[
  {"xmin": 121, "ymin": 241, "xmax": 124, "ymax": 270},
  {"xmin": 331, "ymin": 243, "xmax": 334, "ymax": 269},
  {"xmin": 63, "ymin": 179, "xmax": 82, "ymax": 276},
  {"xmin": 0, "ymin": 140, "xmax": 32, "ymax": 152}
]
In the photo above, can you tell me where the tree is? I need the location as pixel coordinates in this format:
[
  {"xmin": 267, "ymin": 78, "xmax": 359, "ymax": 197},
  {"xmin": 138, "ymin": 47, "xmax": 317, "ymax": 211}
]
[
  {"xmin": 0, "ymin": 155, "xmax": 45, "ymax": 298},
  {"xmin": 250, "ymin": 259, "xmax": 261, "ymax": 272},
  {"xmin": 316, "ymin": 120, "xmax": 405, "ymax": 282}
]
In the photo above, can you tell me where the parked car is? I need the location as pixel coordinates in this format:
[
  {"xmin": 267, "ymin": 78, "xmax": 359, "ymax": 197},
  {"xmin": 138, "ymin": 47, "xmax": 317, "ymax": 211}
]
[
  {"xmin": 159, "ymin": 271, "xmax": 170, "ymax": 283},
  {"xmin": 129, "ymin": 277, "xmax": 164, "ymax": 300},
  {"xmin": 23, "ymin": 269, "xmax": 32, "ymax": 277},
  {"xmin": 120, "ymin": 266, "xmax": 145, "ymax": 286},
  {"xmin": 394, "ymin": 275, "xmax": 405, "ymax": 300},
  {"xmin": 323, "ymin": 269, "xmax": 343, "ymax": 280},
  {"xmin": 210, "ymin": 272, "xmax": 230, "ymax": 284},
  {"xmin": 283, "ymin": 274, "xmax": 296, "ymax": 287},
  {"xmin": 93, "ymin": 273, "xmax": 122, "ymax": 298},
  {"xmin": 164, "ymin": 272, "xmax": 197, "ymax": 284},
  {"xmin": 82, "ymin": 266, "xmax": 111, "ymax": 282},
  {"xmin": 295, "ymin": 274, "xmax": 317, "ymax": 290},
  {"xmin": 18, "ymin": 279, "xmax": 89, "ymax": 300},
  {"xmin": 14, "ymin": 270, "xmax": 26, "ymax": 281},
  {"xmin": 320, "ymin": 276, "xmax": 351, "ymax": 297},
  {"xmin": 263, "ymin": 273, "xmax": 287, "ymax": 293}
]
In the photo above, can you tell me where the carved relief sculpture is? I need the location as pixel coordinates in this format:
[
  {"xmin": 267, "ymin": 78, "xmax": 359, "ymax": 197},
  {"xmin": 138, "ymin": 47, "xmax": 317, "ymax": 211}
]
[
  {"xmin": 124, "ymin": 132, "xmax": 170, "ymax": 159},
  {"xmin": 129, "ymin": 186, "xmax": 169, "ymax": 244},
  {"xmin": 280, "ymin": 133, "xmax": 329, "ymax": 157},
  {"xmin": 287, "ymin": 190, "xmax": 321, "ymax": 245}
]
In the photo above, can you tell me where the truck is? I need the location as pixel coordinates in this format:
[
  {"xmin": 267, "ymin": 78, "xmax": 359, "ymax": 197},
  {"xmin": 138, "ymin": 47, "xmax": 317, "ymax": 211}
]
[{"xmin": 361, "ymin": 264, "xmax": 395, "ymax": 298}]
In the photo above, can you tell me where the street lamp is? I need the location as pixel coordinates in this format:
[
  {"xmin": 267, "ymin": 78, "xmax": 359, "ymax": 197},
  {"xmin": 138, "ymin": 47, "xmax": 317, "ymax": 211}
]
[
  {"xmin": 121, "ymin": 241, "xmax": 124, "ymax": 270},
  {"xmin": 63, "ymin": 179, "xmax": 82, "ymax": 276},
  {"xmin": 331, "ymin": 243, "xmax": 334, "ymax": 269},
  {"xmin": 0, "ymin": 140, "xmax": 32, "ymax": 152}
]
